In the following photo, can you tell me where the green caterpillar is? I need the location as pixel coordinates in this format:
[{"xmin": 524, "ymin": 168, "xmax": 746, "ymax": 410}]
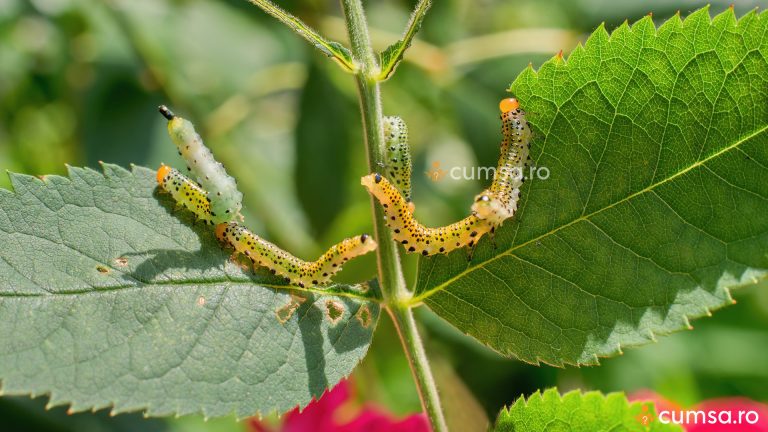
[
  {"xmin": 216, "ymin": 222, "xmax": 377, "ymax": 288},
  {"xmin": 361, "ymin": 98, "xmax": 531, "ymax": 256},
  {"xmin": 159, "ymin": 106, "xmax": 243, "ymax": 224},
  {"xmin": 382, "ymin": 116, "xmax": 413, "ymax": 211}
]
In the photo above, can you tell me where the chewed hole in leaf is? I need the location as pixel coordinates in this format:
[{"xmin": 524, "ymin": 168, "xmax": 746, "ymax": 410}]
[
  {"xmin": 352, "ymin": 282, "xmax": 370, "ymax": 294},
  {"xmin": 355, "ymin": 305, "xmax": 372, "ymax": 328},
  {"xmin": 324, "ymin": 300, "xmax": 345, "ymax": 326},
  {"xmin": 275, "ymin": 295, "xmax": 307, "ymax": 324},
  {"xmin": 276, "ymin": 303, "xmax": 298, "ymax": 324}
]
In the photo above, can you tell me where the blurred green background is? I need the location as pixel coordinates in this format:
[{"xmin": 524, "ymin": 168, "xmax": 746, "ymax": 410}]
[{"xmin": 1, "ymin": 0, "xmax": 766, "ymax": 430}]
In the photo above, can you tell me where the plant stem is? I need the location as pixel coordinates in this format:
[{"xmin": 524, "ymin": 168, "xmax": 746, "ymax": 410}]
[
  {"xmin": 339, "ymin": 1, "xmax": 447, "ymax": 431},
  {"xmin": 339, "ymin": 0, "xmax": 408, "ymax": 303},
  {"xmin": 388, "ymin": 305, "xmax": 449, "ymax": 432}
]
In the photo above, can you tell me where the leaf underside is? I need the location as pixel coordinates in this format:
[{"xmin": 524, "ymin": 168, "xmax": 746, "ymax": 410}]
[
  {"xmin": 493, "ymin": 388, "xmax": 682, "ymax": 432},
  {"xmin": 0, "ymin": 164, "xmax": 379, "ymax": 418},
  {"xmin": 416, "ymin": 7, "xmax": 768, "ymax": 366}
]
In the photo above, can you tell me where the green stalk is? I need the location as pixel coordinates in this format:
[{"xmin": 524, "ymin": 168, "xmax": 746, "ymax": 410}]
[
  {"xmin": 339, "ymin": 0, "xmax": 407, "ymax": 303},
  {"xmin": 339, "ymin": 1, "xmax": 447, "ymax": 430},
  {"xmin": 388, "ymin": 305, "xmax": 449, "ymax": 432}
]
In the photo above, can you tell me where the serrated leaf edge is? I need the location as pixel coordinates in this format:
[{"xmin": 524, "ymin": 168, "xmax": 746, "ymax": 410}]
[{"xmin": 413, "ymin": 6, "xmax": 768, "ymax": 367}]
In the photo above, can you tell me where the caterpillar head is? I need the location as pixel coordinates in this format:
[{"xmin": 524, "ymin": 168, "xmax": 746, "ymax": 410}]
[
  {"xmin": 471, "ymin": 191, "xmax": 512, "ymax": 225},
  {"xmin": 352, "ymin": 233, "xmax": 378, "ymax": 255},
  {"xmin": 360, "ymin": 173, "xmax": 384, "ymax": 191},
  {"xmin": 499, "ymin": 97, "xmax": 520, "ymax": 113},
  {"xmin": 158, "ymin": 105, "xmax": 175, "ymax": 120},
  {"xmin": 156, "ymin": 164, "xmax": 172, "ymax": 185}
]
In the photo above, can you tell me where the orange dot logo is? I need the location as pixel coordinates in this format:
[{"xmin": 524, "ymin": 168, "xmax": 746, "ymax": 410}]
[
  {"xmin": 636, "ymin": 404, "xmax": 655, "ymax": 426},
  {"xmin": 425, "ymin": 161, "xmax": 447, "ymax": 182}
]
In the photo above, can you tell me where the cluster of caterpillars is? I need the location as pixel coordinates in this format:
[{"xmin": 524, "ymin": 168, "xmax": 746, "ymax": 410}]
[
  {"xmin": 155, "ymin": 107, "xmax": 377, "ymax": 288},
  {"xmin": 361, "ymin": 97, "xmax": 531, "ymax": 257},
  {"xmin": 156, "ymin": 97, "xmax": 530, "ymax": 287}
]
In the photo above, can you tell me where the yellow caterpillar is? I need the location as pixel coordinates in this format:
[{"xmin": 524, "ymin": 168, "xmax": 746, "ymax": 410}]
[
  {"xmin": 156, "ymin": 164, "xmax": 213, "ymax": 225},
  {"xmin": 216, "ymin": 222, "xmax": 377, "ymax": 288}
]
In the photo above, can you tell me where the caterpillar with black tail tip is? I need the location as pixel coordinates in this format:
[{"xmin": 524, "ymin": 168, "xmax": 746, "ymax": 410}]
[
  {"xmin": 382, "ymin": 116, "xmax": 414, "ymax": 212},
  {"xmin": 155, "ymin": 165, "xmax": 377, "ymax": 287},
  {"xmin": 156, "ymin": 164, "xmax": 214, "ymax": 225},
  {"xmin": 159, "ymin": 105, "xmax": 243, "ymax": 224},
  {"xmin": 216, "ymin": 222, "xmax": 378, "ymax": 288},
  {"xmin": 361, "ymin": 98, "xmax": 531, "ymax": 256}
]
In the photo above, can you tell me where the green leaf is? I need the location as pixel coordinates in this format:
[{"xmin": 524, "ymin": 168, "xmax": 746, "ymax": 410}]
[
  {"xmin": 245, "ymin": 0, "xmax": 355, "ymax": 72},
  {"xmin": 377, "ymin": 0, "xmax": 432, "ymax": 81},
  {"xmin": 0, "ymin": 164, "xmax": 379, "ymax": 417},
  {"xmin": 493, "ymin": 388, "xmax": 682, "ymax": 432},
  {"xmin": 414, "ymin": 7, "xmax": 768, "ymax": 365}
]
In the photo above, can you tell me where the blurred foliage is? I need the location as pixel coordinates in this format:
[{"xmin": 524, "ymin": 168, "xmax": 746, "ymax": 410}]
[{"xmin": 0, "ymin": 0, "xmax": 764, "ymax": 430}]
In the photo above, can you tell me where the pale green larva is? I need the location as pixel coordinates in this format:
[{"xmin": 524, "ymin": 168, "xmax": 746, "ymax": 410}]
[
  {"xmin": 159, "ymin": 105, "xmax": 243, "ymax": 224},
  {"xmin": 382, "ymin": 116, "xmax": 413, "ymax": 211}
]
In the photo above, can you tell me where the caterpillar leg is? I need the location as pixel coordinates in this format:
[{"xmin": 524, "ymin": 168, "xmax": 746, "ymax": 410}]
[{"xmin": 465, "ymin": 244, "xmax": 477, "ymax": 262}]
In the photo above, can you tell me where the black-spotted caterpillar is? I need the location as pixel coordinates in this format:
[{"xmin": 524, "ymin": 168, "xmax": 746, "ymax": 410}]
[
  {"xmin": 156, "ymin": 164, "xmax": 214, "ymax": 225},
  {"xmin": 156, "ymin": 165, "xmax": 377, "ymax": 287},
  {"xmin": 489, "ymin": 97, "xmax": 532, "ymax": 217},
  {"xmin": 216, "ymin": 222, "xmax": 377, "ymax": 288},
  {"xmin": 382, "ymin": 116, "xmax": 414, "ymax": 212},
  {"xmin": 159, "ymin": 106, "xmax": 243, "ymax": 224},
  {"xmin": 361, "ymin": 98, "xmax": 531, "ymax": 256}
]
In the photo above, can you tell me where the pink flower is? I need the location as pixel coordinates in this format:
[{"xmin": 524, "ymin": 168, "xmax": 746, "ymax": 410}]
[{"xmin": 250, "ymin": 379, "xmax": 430, "ymax": 432}]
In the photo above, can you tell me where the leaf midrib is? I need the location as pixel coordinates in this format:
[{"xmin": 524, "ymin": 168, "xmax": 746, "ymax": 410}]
[
  {"xmin": 0, "ymin": 278, "xmax": 377, "ymax": 301},
  {"xmin": 411, "ymin": 122, "xmax": 768, "ymax": 305}
]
